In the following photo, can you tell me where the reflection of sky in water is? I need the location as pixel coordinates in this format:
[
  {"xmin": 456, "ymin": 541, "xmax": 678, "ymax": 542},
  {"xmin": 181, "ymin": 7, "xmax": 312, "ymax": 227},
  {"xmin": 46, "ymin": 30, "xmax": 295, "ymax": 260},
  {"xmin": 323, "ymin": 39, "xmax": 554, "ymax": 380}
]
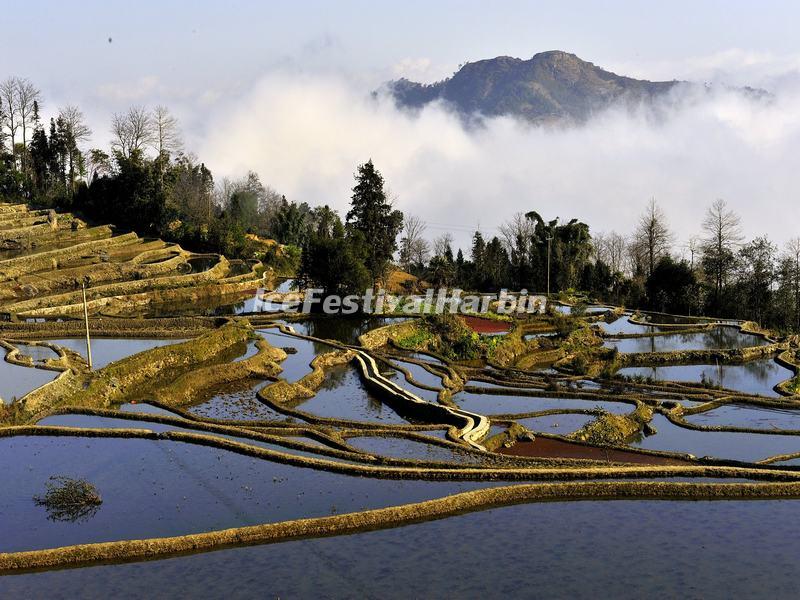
[
  {"xmin": 686, "ymin": 403, "xmax": 800, "ymax": 431},
  {"xmin": 452, "ymin": 391, "xmax": 631, "ymax": 415},
  {"xmin": 0, "ymin": 435, "xmax": 500, "ymax": 554},
  {"xmin": 47, "ymin": 338, "xmax": 184, "ymax": 370},
  {"xmin": 0, "ymin": 360, "xmax": 58, "ymax": 403},
  {"xmin": 617, "ymin": 359, "xmax": 791, "ymax": 397},
  {"xmin": 605, "ymin": 328, "xmax": 767, "ymax": 353},
  {"xmin": 514, "ymin": 413, "xmax": 596, "ymax": 435},
  {"xmin": 297, "ymin": 365, "xmax": 410, "ymax": 424},
  {"xmin": 596, "ymin": 316, "xmax": 656, "ymax": 335},
  {"xmin": 634, "ymin": 414, "xmax": 800, "ymax": 461},
  {"xmin": 10, "ymin": 499, "xmax": 800, "ymax": 597}
]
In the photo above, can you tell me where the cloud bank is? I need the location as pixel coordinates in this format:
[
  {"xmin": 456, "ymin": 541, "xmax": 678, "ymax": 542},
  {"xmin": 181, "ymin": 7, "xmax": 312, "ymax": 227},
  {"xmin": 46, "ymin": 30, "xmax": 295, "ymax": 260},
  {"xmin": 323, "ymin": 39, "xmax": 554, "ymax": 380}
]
[{"xmin": 197, "ymin": 69, "xmax": 800, "ymax": 253}]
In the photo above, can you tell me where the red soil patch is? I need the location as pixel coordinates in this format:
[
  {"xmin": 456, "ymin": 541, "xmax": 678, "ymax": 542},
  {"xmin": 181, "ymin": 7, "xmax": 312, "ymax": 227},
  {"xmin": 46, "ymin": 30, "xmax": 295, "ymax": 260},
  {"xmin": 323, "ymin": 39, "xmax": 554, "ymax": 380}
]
[
  {"xmin": 499, "ymin": 437, "xmax": 688, "ymax": 465},
  {"xmin": 462, "ymin": 315, "xmax": 511, "ymax": 334}
]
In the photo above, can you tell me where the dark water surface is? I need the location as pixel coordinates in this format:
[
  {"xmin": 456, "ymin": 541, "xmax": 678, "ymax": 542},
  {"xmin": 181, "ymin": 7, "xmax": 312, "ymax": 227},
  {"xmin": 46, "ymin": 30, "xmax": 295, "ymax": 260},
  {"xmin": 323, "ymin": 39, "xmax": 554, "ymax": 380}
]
[
  {"xmin": 3, "ymin": 499, "xmax": 800, "ymax": 599},
  {"xmin": 0, "ymin": 436, "xmax": 502, "ymax": 554}
]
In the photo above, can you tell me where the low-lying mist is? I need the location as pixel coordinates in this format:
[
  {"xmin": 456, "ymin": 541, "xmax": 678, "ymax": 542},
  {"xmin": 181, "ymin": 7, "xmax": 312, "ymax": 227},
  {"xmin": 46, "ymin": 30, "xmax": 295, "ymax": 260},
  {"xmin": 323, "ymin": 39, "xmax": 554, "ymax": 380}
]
[{"xmin": 197, "ymin": 71, "xmax": 800, "ymax": 251}]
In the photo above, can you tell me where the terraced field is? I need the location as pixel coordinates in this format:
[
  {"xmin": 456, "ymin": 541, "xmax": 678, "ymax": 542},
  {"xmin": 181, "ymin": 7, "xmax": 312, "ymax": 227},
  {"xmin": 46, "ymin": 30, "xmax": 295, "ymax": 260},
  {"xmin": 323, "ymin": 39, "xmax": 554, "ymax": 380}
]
[{"xmin": 1, "ymin": 201, "xmax": 800, "ymax": 593}]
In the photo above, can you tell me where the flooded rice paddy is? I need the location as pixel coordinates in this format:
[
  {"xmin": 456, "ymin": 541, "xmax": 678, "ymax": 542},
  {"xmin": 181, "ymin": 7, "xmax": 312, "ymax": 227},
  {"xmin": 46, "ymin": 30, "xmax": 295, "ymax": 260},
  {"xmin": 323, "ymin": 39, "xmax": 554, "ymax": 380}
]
[
  {"xmin": 617, "ymin": 358, "xmax": 792, "ymax": 397},
  {"xmin": 2, "ymin": 211, "xmax": 799, "ymax": 595},
  {"xmin": 604, "ymin": 327, "xmax": 768, "ymax": 353}
]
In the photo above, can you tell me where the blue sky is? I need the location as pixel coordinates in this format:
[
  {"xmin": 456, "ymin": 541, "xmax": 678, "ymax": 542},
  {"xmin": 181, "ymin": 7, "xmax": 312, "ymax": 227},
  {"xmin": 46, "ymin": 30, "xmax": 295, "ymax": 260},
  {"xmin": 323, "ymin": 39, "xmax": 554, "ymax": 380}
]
[
  {"xmin": 8, "ymin": 0, "xmax": 800, "ymax": 89},
  {"xmin": 3, "ymin": 1, "xmax": 800, "ymax": 250}
]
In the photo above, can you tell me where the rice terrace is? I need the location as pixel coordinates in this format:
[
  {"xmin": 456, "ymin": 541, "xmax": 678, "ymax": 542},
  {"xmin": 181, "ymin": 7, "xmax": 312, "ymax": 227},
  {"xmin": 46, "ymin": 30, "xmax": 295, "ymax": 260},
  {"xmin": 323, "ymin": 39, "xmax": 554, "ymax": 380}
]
[{"xmin": 3, "ymin": 2, "xmax": 800, "ymax": 598}]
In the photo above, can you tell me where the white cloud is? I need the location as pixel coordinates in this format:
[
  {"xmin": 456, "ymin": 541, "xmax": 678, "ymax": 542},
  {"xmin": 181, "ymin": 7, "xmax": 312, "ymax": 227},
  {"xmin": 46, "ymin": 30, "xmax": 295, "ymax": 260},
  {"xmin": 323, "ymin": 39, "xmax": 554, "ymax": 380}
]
[
  {"xmin": 608, "ymin": 49, "xmax": 800, "ymax": 90},
  {"xmin": 197, "ymin": 69, "xmax": 800, "ymax": 253}
]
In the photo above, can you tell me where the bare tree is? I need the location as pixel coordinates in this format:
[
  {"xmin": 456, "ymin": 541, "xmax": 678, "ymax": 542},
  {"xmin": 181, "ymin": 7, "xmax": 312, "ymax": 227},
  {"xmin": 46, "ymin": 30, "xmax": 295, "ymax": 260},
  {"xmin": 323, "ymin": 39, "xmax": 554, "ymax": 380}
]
[
  {"xmin": 594, "ymin": 231, "xmax": 627, "ymax": 274},
  {"xmin": 59, "ymin": 105, "xmax": 92, "ymax": 188},
  {"xmin": 111, "ymin": 106, "xmax": 155, "ymax": 157},
  {"xmin": 152, "ymin": 105, "xmax": 182, "ymax": 158},
  {"xmin": 15, "ymin": 78, "xmax": 41, "ymax": 158},
  {"xmin": 701, "ymin": 198, "xmax": 743, "ymax": 309},
  {"xmin": 59, "ymin": 105, "xmax": 92, "ymax": 144},
  {"xmin": 0, "ymin": 78, "xmax": 19, "ymax": 165},
  {"xmin": 634, "ymin": 198, "xmax": 673, "ymax": 277},
  {"xmin": 432, "ymin": 232, "xmax": 454, "ymax": 258},
  {"xmin": 399, "ymin": 214, "xmax": 429, "ymax": 270},
  {"xmin": 499, "ymin": 212, "xmax": 535, "ymax": 252}
]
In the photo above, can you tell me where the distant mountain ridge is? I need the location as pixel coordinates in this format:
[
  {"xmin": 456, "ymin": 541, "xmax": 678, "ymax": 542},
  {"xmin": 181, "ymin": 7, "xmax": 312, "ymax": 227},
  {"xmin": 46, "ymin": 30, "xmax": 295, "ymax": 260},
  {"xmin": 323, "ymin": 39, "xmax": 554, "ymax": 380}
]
[{"xmin": 383, "ymin": 50, "xmax": 760, "ymax": 124}]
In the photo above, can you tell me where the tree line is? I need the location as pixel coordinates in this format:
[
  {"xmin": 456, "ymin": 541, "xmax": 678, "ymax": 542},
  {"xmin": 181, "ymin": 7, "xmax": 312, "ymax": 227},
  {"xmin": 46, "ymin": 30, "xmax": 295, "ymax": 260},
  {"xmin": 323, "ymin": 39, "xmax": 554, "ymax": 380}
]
[
  {"xmin": 2, "ymin": 76, "xmax": 798, "ymax": 330},
  {"xmin": 399, "ymin": 196, "xmax": 800, "ymax": 333}
]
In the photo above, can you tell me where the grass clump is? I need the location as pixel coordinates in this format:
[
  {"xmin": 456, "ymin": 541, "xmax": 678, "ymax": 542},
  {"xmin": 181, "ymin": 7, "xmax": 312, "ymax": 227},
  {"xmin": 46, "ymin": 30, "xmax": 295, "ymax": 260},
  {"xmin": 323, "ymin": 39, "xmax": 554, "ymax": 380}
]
[{"xmin": 34, "ymin": 476, "xmax": 103, "ymax": 523}]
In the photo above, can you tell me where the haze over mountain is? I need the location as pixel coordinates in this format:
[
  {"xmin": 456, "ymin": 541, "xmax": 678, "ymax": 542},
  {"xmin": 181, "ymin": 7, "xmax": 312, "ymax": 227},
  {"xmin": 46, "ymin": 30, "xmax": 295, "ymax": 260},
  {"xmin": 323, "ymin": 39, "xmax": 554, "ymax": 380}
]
[{"xmin": 384, "ymin": 50, "xmax": 764, "ymax": 123}]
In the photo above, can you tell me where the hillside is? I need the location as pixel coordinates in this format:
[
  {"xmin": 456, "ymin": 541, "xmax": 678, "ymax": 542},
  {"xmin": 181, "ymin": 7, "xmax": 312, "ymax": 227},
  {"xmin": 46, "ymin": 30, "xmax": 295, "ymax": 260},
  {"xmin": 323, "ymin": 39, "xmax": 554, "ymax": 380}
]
[{"xmin": 385, "ymin": 50, "xmax": 682, "ymax": 123}]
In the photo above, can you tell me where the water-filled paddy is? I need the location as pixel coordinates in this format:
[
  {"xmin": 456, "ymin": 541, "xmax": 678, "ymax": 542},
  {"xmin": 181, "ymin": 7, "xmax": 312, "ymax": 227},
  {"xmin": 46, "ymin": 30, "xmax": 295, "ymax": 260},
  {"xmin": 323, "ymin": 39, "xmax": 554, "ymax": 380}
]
[
  {"xmin": 0, "ymin": 435, "xmax": 502, "ymax": 554},
  {"xmin": 232, "ymin": 340, "xmax": 260, "ymax": 362},
  {"xmin": 451, "ymin": 390, "xmax": 632, "ymax": 415},
  {"xmin": 187, "ymin": 379, "xmax": 287, "ymax": 421},
  {"xmin": 0, "ymin": 360, "xmax": 58, "ymax": 403},
  {"xmin": 604, "ymin": 327, "xmax": 768, "ymax": 353},
  {"xmin": 345, "ymin": 436, "xmax": 488, "ymax": 464},
  {"xmin": 15, "ymin": 343, "xmax": 60, "ymax": 362},
  {"xmin": 387, "ymin": 359, "xmax": 442, "ymax": 402},
  {"xmin": 617, "ymin": 359, "xmax": 792, "ymax": 397},
  {"xmin": 5, "ymin": 498, "xmax": 800, "ymax": 598},
  {"xmin": 295, "ymin": 365, "xmax": 410, "ymax": 424},
  {"xmin": 290, "ymin": 316, "xmax": 410, "ymax": 345},
  {"xmin": 257, "ymin": 328, "xmax": 331, "ymax": 381},
  {"xmin": 596, "ymin": 316, "xmax": 656, "ymax": 336},
  {"xmin": 633, "ymin": 414, "xmax": 800, "ymax": 461},
  {"xmin": 513, "ymin": 412, "xmax": 597, "ymax": 435},
  {"xmin": 685, "ymin": 403, "xmax": 800, "ymax": 431},
  {"xmin": 46, "ymin": 338, "xmax": 185, "ymax": 369}
]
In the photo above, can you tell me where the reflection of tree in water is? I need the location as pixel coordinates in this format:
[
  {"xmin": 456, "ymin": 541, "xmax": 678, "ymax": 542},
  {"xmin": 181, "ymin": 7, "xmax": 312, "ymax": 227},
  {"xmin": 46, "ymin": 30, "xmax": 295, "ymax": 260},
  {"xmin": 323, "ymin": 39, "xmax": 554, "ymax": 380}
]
[
  {"xmin": 316, "ymin": 364, "xmax": 350, "ymax": 392},
  {"xmin": 703, "ymin": 359, "xmax": 780, "ymax": 389},
  {"xmin": 303, "ymin": 317, "xmax": 409, "ymax": 346},
  {"xmin": 311, "ymin": 365, "xmax": 398, "ymax": 418}
]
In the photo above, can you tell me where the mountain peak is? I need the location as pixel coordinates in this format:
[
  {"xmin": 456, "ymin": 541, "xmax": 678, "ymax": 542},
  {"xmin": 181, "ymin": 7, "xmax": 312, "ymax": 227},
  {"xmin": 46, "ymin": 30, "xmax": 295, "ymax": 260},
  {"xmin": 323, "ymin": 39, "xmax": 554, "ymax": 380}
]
[{"xmin": 385, "ymin": 51, "xmax": 680, "ymax": 123}]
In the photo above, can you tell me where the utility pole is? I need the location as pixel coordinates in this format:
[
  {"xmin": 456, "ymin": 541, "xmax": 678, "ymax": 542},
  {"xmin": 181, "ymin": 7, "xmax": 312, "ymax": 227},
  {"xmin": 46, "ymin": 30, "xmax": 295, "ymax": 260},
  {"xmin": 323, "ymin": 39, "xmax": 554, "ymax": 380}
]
[
  {"xmin": 546, "ymin": 233, "xmax": 553, "ymax": 298},
  {"xmin": 82, "ymin": 277, "xmax": 93, "ymax": 370}
]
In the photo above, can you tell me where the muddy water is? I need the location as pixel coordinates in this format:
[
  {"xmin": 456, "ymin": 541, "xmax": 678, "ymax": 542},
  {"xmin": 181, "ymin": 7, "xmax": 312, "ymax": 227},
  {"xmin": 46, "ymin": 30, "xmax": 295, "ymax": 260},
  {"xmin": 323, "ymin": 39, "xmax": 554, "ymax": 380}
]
[
  {"xmin": 0, "ymin": 436, "xmax": 505, "ymax": 554},
  {"xmin": 604, "ymin": 327, "xmax": 768, "ymax": 353},
  {"xmin": 617, "ymin": 358, "xmax": 791, "ymax": 397},
  {"xmin": 187, "ymin": 256, "xmax": 218, "ymax": 273}
]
